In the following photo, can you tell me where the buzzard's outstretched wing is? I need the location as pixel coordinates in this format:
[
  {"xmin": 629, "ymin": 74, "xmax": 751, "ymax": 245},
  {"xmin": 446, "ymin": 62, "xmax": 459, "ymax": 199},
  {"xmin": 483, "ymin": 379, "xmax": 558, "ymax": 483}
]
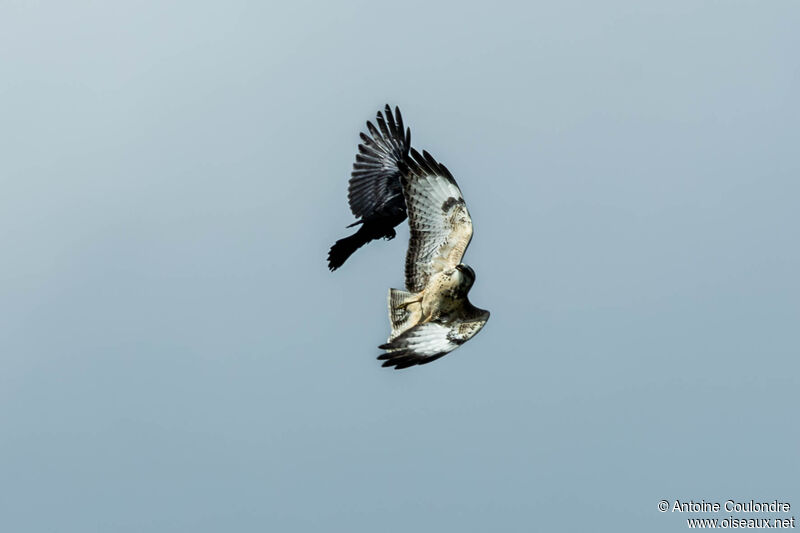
[
  {"xmin": 403, "ymin": 148, "xmax": 473, "ymax": 292},
  {"xmin": 378, "ymin": 308, "xmax": 489, "ymax": 369},
  {"xmin": 347, "ymin": 105, "xmax": 410, "ymax": 221}
]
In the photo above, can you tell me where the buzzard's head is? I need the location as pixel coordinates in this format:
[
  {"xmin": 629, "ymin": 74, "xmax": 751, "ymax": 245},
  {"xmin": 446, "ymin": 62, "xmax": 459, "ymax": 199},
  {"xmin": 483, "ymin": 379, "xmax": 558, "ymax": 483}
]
[{"xmin": 455, "ymin": 263, "xmax": 476, "ymax": 289}]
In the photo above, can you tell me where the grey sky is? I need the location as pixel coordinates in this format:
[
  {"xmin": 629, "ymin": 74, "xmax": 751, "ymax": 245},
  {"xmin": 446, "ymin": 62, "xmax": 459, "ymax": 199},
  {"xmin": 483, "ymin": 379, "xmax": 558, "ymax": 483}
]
[{"xmin": 1, "ymin": 1, "xmax": 798, "ymax": 531}]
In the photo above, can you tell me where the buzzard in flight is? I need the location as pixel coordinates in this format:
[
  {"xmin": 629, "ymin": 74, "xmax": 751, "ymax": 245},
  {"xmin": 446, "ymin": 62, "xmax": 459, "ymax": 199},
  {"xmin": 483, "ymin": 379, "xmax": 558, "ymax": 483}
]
[
  {"xmin": 327, "ymin": 106, "xmax": 410, "ymax": 270},
  {"xmin": 378, "ymin": 149, "xmax": 489, "ymax": 369}
]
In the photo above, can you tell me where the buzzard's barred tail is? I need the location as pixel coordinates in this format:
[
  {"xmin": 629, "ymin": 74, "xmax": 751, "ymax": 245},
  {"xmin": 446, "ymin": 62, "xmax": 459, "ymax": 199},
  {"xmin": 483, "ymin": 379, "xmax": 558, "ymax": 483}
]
[{"xmin": 388, "ymin": 288, "xmax": 421, "ymax": 340}]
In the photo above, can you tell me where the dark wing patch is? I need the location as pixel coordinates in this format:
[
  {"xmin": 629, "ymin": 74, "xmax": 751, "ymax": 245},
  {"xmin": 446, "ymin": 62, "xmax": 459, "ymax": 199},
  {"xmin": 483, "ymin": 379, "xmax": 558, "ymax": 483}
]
[
  {"xmin": 441, "ymin": 196, "xmax": 463, "ymax": 213},
  {"xmin": 347, "ymin": 105, "xmax": 411, "ymax": 220},
  {"xmin": 448, "ymin": 307, "xmax": 490, "ymax": 344}
]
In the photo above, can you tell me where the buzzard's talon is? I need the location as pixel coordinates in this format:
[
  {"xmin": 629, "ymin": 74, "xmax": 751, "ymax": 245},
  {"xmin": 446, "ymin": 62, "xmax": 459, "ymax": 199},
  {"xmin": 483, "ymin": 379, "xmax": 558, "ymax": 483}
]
[{"xmin": 396, "ymin": 298, "xmax": 421, "ymax": 310}]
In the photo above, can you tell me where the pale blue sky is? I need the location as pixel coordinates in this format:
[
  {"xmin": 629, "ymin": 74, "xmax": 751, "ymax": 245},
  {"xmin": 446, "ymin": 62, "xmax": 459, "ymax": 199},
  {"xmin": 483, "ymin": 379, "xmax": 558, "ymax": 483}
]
[{"xmin": 1, "ymin": 1, "xmax": 798, "ymax": 531}]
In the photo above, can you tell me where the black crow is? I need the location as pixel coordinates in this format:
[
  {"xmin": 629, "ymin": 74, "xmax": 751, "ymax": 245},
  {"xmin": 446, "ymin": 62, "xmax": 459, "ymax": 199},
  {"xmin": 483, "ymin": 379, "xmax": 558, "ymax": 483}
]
[{"xmin": 327, "ymin": 105, "xmax": 411, "ymax": 271}]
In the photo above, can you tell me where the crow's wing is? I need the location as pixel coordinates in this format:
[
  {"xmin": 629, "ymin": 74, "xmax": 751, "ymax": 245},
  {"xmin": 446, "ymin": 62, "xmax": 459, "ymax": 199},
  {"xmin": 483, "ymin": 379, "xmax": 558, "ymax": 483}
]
[
  {"xmin": 402, "ymin": 148, "xmax": 473, "ymax": 292},
  {"xmin": 347, "ymin": 105, "xmax": 410, "ymax": 221}
]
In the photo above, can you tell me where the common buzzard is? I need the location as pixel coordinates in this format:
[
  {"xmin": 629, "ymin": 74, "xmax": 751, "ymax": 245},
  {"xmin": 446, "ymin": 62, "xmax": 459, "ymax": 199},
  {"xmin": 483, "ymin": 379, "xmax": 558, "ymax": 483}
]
[{"xmin": 378, "ymin": 148, "xmax": 490, "ymax": 369}]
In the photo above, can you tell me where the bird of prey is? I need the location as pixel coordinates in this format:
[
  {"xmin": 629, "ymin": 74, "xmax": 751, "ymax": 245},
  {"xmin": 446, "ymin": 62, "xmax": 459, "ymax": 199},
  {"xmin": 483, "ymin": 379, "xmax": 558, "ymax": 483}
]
[
  {"xmin": 327, "ymin": 106, "xmax": 411, "ymax": 271},
  {"xmin": 378, "ymin": 148, "xmax": 489, "ymax": 369}
]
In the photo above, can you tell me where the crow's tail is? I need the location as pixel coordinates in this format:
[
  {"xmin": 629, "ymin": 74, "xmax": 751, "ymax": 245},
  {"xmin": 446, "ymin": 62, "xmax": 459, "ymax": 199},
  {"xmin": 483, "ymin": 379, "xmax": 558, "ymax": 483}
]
[
  {"xmin": 327, "ymin": 217, "xmax": 401, "ymax": 271},
  {"xmin": 327, "ymin": 231, "xmax": 370, "ymax": 271}
]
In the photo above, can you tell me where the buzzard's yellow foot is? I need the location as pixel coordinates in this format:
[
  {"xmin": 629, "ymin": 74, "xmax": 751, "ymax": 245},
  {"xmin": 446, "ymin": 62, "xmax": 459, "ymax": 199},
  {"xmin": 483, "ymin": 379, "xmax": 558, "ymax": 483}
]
[{"xmin": 397, "ymin": 298, "xmax": 421, "ymax": 310}]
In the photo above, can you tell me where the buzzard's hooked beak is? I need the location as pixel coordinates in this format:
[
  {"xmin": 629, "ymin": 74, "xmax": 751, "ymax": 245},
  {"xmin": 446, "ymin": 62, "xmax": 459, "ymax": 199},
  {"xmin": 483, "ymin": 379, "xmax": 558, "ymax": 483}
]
[{"xmin": 455, "ymin": 264, "xmax": 475, "ymax": 282}]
